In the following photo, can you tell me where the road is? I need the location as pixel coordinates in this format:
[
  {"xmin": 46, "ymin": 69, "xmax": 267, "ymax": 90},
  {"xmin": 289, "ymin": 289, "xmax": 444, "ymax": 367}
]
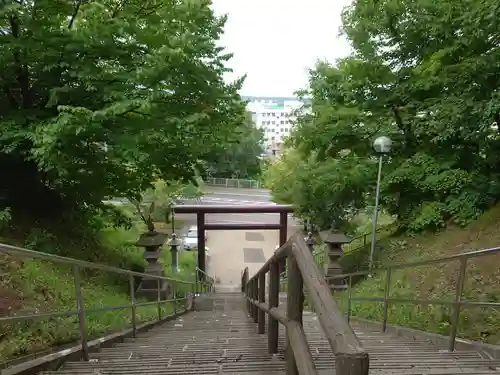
[{"xmin": 176, "ymin": 187, "xmax": 299, "ymax": 289}]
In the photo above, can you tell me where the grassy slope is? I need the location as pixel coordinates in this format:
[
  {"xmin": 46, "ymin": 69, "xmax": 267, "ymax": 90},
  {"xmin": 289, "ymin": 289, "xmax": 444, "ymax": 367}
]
[
  {"xmin": 337, "ymin": 205, "xmax": 500, "ymax": 344},
  {"xmin": 0, "ymin": 216, "xmax": 195, "ymax": 364}
]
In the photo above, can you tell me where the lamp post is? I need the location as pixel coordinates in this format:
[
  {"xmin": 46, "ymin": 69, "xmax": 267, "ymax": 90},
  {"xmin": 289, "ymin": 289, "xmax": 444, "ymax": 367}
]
[
  {"xmin": 368, "ymin": 136, "xmax": 392, "ymax": 274},
  {"xmin": 171, "ymin": 206, "xmax": 175, "ymax": 234},
  {"xmin": 170, "ymin": 233, "xmax": 180, "ymax": 273}
]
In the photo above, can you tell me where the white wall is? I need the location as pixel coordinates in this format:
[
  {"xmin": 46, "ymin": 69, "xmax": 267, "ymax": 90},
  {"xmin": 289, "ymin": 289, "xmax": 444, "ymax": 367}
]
[{"xmin": 246, "ymin": 97, "xmax": 304, "ymax": 154}]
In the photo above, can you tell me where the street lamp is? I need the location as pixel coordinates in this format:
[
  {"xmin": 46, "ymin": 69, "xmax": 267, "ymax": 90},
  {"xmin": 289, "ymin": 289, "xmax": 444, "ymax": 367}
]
[
  {"xmin": 171, "ymin": 206, "xmax": 175, "ymax": 234},
  {"xmin": 368, "ymin": 136, "xmax": 392, "ymax": 274}
]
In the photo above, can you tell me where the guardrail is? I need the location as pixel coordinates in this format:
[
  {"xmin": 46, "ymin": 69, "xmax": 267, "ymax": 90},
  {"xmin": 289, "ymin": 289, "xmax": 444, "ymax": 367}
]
[
  {"xmin": 0, "ymin": 243, "xmax": 213, "ymax": 362},
  {"xmin": 242, "ymin": 233, "xmax": 369, "ymax": 375},
  {"xmin": 205, "ymin": 177, "xmax": 263, "ymax": 189},
  {"xmin": 333, "ymin": 245, "xmax": 500, "ymax": 352}
]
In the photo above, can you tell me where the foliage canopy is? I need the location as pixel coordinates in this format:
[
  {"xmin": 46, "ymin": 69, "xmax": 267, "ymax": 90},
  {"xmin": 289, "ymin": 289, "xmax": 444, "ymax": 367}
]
[
  {"xmin": 205, "ymin": 111, "xmax": 264, "ymax": 179},
  {"xmin": 0, "ymin": 0, "xmax": 246, "ymax": 221},
  {"xmin": 265, "ymin": 0, "xmax": 500, "ymax": 232}
]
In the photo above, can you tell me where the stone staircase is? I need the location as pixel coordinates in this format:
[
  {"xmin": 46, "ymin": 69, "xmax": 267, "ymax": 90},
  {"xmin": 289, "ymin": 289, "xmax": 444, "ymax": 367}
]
[{"xmin": 40, "ymin": 292, "xmax": 500, "ymax": 375}]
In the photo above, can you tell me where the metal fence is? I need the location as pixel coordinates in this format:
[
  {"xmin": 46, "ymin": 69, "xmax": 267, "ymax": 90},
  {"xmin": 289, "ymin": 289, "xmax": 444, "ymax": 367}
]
[
  {"xmin": 0, "ymin": 243, "xmax": 213, "ymax": 362},
  {"xmin": 334, "ymin": 245, "xmax": 500, "ymax": 352},
  {"xmin": 205, "ymin": 178, "xmax": 263, "ymax": 189}
]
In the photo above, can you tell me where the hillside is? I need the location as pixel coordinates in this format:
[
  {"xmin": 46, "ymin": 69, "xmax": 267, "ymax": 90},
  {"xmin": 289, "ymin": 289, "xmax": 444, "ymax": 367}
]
[
  {"xmin": 0, "ymin": 214, "xmax": 195, "ymax": 366},
  {"xmin": 338, "ymin": 204, "xmax": 500, "ymax": 344}
]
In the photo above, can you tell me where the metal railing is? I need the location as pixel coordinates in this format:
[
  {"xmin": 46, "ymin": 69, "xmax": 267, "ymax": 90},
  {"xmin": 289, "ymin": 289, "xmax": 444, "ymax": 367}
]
[
  {"xmin": 205, "ymin": 177, "xmax": 263, "ymax": 189},
  {"xmin": 0, "ymin": 243, "xmax": 213, "ymax": 362},
  {"xmin": 195, "ymin": 267, "xmax": 216, "ymax": 291},
  {"xmin": 243, "ymin": 233, "xmax": 369, "ymax": 375},
  {"xmin": 333, "ymin": 245, "xmax": 500, "ymax": 352}
]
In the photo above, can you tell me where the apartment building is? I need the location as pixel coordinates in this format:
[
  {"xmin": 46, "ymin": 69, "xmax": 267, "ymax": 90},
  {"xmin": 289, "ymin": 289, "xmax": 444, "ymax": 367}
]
[{"xmin": 243, "ymin": 96, "xmax": 306, "ymax": 156}]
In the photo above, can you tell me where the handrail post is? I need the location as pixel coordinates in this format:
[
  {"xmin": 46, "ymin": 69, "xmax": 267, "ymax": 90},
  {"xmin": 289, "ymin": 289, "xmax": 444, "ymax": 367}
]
[
  {"xmin": 248, "ymin": 280, "xmax": 253, "ymax": 316},
  {"xmin": 278, "ymin": 212, "xmax": 288, "ymax": 274},
  {"xmin": 241, "ymin": 268, "xmax": 248, "ymax": 292},
  {"xmin": 382, "ymin": 268, "xmax": 391, "ymax": 332},
  {"xmin": 173, "ymin": 284, "xmax": 177, "ymax": 316},
  {"xmin": 245, "ymin": 275, "xmax": 250, "ymax": 313},
  {"xmin": 248, "ymin": 278, "xmax": 253, "ymax": 315},
  {"xmin": 197, "ymin": 212, "xmax": 206, "ymax": 280},
  {"xmin": 347, "ymin": 275, "xmax": 352, "ymax": 323},
  {"xmin": 252, "ymin": 278, "xmax": 258, "ymax": 323},
  {"xmin": 286, "ymin": 254, "xmax": 304, "ymax": 375},
  {"xmin": 191, "ymin": 280, "xmax": 196, "ymax": 305},
  {"xmin": 73, "ymin": 265, "xmax": 89, "ymax": 361},
  {"xmin": 449, "ymin": 257, "xmax": 467, "ymax": 351},
  {"xmin": 129, "ymin": 275, "xmax": 137, "ymax": 338},
  {"xmin": 268, "ymin": 261, "xmax": 279, "ymax": 353},
  {"xmin": 258, "ymin": 272, "xmax": 266, "ymax": 333},
  {"xmin": 157, "ymin": 279, "xmax": 161, "ymax": 320}
]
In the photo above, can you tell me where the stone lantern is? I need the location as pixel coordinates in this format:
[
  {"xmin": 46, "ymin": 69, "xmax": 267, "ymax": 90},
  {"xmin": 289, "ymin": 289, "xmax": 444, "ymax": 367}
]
[
  {"xmin": 135, "ymin": 229, "xmax": 169, "ymax": 299},
  {"xmin": 320, "ymin": 223, "xmax": 351, "ymax": 291}
]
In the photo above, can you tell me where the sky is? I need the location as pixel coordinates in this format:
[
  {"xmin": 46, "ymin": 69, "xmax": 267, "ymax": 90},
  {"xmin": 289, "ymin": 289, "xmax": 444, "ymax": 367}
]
[{"xmin": 211, "ymin": 0, "xmax": 353, "ymax": 97}]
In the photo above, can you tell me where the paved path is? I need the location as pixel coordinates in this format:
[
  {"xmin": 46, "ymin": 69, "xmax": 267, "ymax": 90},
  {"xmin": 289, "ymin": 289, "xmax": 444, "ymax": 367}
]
[
  {"xmin": 206, "ymin": 230, "xmax": 280, "ymax": 287},
  {"xmin": 177, "ymin": 187, "xmax": 299, "ymax": 286}
]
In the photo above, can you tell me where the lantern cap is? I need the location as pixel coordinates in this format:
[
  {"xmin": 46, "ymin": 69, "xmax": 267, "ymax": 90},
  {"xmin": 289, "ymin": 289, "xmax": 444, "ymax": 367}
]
[
  {"xmin": 170, "ymin": 233, "xmax": 181, "ymax": 247},
  {"xmin": 135, "ymin": 231, "xmax": 168, "ymax": 247},
  {"xmin": 320, "ymin": 230, "xmax": 352, "ymax": 244},
  {"xmin": 373, "ymin": 136, "xmax": 392, "ymax": 154},
  {"xmin": 319, "ymin": 221, "xmax": 351, "ymax": 244}
]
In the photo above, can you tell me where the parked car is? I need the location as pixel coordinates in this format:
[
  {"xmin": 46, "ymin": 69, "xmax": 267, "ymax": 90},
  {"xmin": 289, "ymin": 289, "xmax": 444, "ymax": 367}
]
[{"xmin": 182, "ymin": 226, "xmax": 208, "ymax": 251}]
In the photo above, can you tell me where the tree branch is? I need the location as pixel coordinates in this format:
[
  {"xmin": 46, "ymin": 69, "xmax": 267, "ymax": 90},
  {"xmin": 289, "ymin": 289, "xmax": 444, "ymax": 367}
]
[
  {"xmin": 68, "ymin": 0, "xmax": 83, "ymax": 29},
  {"xmin": 9, "ymin": 15, "xmax": 32, "ymax": 109}
]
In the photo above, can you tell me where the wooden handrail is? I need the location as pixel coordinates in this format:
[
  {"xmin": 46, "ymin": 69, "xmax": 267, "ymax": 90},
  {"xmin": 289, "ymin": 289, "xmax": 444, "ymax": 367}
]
[
  {"xmin": 242, "ymin": 233, "xmax": 369, "ymax": 375},
  {"xmin": 241, "ymin": 267, "xmax": 248, "ymax": 292}
]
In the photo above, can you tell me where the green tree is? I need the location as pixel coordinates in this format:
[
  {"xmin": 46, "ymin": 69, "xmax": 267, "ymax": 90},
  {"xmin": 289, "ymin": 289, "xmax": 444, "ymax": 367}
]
[
  {"xmin": 139, "ymin": 179, "xmax": 204, "ymax": 224},
  {"xmin": 268, "ymin": 0, "xmax": 500, "ymax": 232},
  {"xmin": 264, "ymin": 148, "xmax": 373, "ymax": 230},
  {"xmin": 0, "ymin": 0, "xmax": 245, "ymax": 222},
  {"xmin": 206, "ymin": 111, "xmax": 264, "ymax": 179}
]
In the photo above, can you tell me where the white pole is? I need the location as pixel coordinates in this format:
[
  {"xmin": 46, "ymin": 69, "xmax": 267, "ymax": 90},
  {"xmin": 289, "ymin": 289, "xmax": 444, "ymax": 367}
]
[{"xmin": 369, "ymin": 155, "xmax": 384, "ymax": 274}]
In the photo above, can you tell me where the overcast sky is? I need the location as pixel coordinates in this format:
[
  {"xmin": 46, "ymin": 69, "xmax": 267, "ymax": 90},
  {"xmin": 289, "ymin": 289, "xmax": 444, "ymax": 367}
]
[{"xmin": 211, "ymin": 0, "xmax": 353, "ymax": 97}]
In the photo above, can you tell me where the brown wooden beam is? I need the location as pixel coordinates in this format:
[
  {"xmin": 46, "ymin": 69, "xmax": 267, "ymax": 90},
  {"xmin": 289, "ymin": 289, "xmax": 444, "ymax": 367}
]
[
  {"xmin": 197, "ymin": 213, "xmax": 206, "ymax": 277},
  {"xmin": 173, "ymin": 204, "xmax": 293, "ymax": 214},
  {"xmin": 203, "ymin": 223, "xmax": 282, "ymax": 230}
]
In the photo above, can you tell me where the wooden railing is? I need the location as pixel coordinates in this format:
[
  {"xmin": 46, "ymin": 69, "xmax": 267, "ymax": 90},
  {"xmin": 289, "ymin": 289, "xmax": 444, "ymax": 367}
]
[{"xmin": 242, "ymin": 233, "xmax": 369, "ymax": 375}]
